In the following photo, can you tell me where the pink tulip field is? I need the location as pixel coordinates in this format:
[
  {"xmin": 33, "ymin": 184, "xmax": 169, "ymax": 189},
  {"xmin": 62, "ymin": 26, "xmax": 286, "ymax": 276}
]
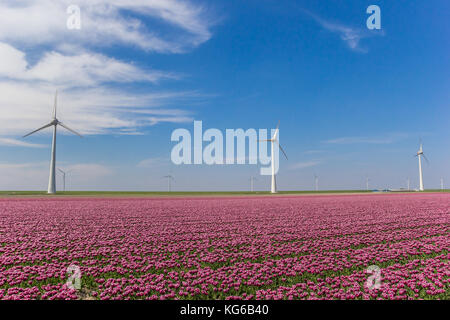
[{"xmin": 0, "ymin": 193, "xmax": 448, "ymax": 300}]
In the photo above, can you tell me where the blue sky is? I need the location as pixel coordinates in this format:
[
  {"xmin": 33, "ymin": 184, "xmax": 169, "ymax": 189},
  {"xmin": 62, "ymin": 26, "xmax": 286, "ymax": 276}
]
[{"xmin": 0, "ymin": 0, "xmax": 448, "ymax": 191}]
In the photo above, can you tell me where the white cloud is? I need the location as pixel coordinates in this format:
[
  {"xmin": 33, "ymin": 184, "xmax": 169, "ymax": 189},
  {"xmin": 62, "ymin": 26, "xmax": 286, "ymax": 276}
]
[
  {"xmin": 0, "ymin": 161, "xmax": 113, "ymax": 190},
  {"xmin": 0, "ymin": 138, "xmax": 46, "ymax": 148},
  {"xmin": 0, "ymin": 162, "xmax": 47, "ymax": 170},
  {"xmin": 289, "ymin": 161, "xmax": 320, "ymax": 170},
  {"xmin": 323, "ymin": 133, "xmax": 408, "ymax": 145},
  {"xmin": 0, "ymin": 42, "xmax": 190, "ymax": 135},
  {"xmin": 0, "ymin": 43, "xmax": 28, "ymax": 78},
  {"xmin": 0, "ymin": 82, "xmax": 197, "ymax": 136},
  {"xmin": 65, "ymin": 163, "xmax": 112, "ymax": 178},
  {"xmin": 0, "ymin": 43, "xmax": 178, "ymax": 87},
  {"xmin": 324, "ymin": 137, "xmax": 391, "ymax": 144},
  {"xmin": 303, "ymin": 150, "xmax": 324, "ymax": 155},
  {"xmin": 137, "ymin": 158, "xmax": 169, "ymax": 168},
  {"xmin": 303, "ymin": 10, "xmax": 383, "ymax": 52},
  {"xmin": 0, "ymin": 0, "xmax": 214, "ymax": 53},
  {"xmin": 0, "ymin": 162, "xmax": 48, "ymax": 190},
  {"xmin": 0, "ymin": 0, "xmax": 213, "ymax": 142}
]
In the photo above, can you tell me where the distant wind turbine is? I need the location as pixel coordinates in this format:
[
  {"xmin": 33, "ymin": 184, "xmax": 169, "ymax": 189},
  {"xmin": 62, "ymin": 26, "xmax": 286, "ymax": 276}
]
[
  {"xmin": 407, "ymin": 177, "xmax": 410, "ymax": 191},
  {"xmin": 441, "ymin": 177, "xmax": 444, "ymax": 191},
  {"xmin": 259, "ymin": 121, "xmax": 288, "ymax": 193},
  {"xmin": 23, "ymin": 91, "xmax": 82, "ymax": 194},
  {"xmin": 366, "ymin": 176, "xmax": 370, "ymax": 191},
  {"xmin": 163, "ymin": 175, "xmax": 175, "ymax": 192},
  {"xmin": 57, "ymin": 168, "xmax": 71, "ymax": 192},
  {"xmin": 314, "ymin": 173, "xmax": 319, "ymax": 192},
  {"xmin": 249, "ymin": 176, "xmax": 257, "ymax": 192},
  {"xmin": 415, "ymin": 142, "xmax": 428, "ymax": 191}
]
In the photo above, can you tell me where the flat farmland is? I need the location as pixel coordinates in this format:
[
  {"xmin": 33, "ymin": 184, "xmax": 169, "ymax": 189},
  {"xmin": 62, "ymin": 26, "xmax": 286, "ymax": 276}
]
[{"xmin": 0, "ymin": 193, "xmax": 448, "ymax": 300}]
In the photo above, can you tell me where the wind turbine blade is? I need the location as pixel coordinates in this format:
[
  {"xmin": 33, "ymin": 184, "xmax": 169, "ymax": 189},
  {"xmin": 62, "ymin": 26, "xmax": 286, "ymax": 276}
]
[
  {"xmin": 272, "ymin": 120, "xmax": 280, "ymax": 140},
  {"xmin": 275, "ymin": 140, "xmax": 288, "ymax": 160},
  {"xmin": 23, "ymin": 122, "xmax": 53, "ymax": 138},
  {"xmin": 58, "ymin": 168, "xmax": 65, "ymax": 174},
  {"xmin": 53, "ymin": 90, "xmax": 58, "ymax": 119},
  {"xmin": 58, "ymin": 122, "xmax": 83, "ymax": 137},
  {"xmin": 422, "ymin": 154, "xmax": 430, "ymax": 164},
  {"xmin": 258, "ymin": 139, "xmax": 272, "ymax": 142}
]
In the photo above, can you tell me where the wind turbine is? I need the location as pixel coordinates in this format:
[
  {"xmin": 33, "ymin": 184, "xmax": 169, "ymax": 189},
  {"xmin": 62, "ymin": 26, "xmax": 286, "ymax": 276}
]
[
  {"xmin": 415, "ymin": 142, "xmax": 428, "ymax": 191},
  {"xmin": 23, "ymin": 91, "xmax": 82, "ymax": 194},
  {"xmin": 250, "ymin": 176, "xmax": 257, "ymax": 192},
  {"xmin": 163, "ymin": 175, "xmax": 175, "ymax": 192},
  {"xmin": 407, "ymin": 177, "xmax": 410, "ymax": 191},
  {"xmin": 366, "ymin": 176, "xmax": 370, "ymax": 191},
  {"xmin": 441, "ymin": 177, "xmax": 444, "ymax": 191},
  {"xmin": 314, "ymin": 173, "xmax": 319, "ymax": 192},
  {"xmin": 259, "ymin": 121, "xmax": 288, "ymax": 194},
  {"xmin": 57, "ymin": 168, "xmax": 71, "ymax": 192}
]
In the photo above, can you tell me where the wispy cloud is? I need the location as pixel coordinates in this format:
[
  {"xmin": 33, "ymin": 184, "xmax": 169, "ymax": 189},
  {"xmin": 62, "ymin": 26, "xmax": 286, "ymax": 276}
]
[
  {"xmin": 0, "ymin": 0, "xmax": 215, "ymax": 53},
  {"xmin": 137, "ymin": 157, "xmax": 170, "ymax": 168},
  {"xmin": 0, "ymin": 138, "xmax": 46, "ymax": 148},
  {"xmin": 302, "ymin": 9, "xmax": 383, "ymax": 53},
  {"xmin": 289, "ymin": 161, "xmax": 321, "ymax": 170},
  {"xmin": 0, "ymin": 161, "xmax": 113, "ymax": 189},
  {"xmin": 0, "ymin": 162, "xmax": 47, "ymax": 169},
  {"xmin": 0, "ymin": 83, "xmax": 200, "ymax": 136},
  {"xmin": 65, "ymin": 163, "xmax": 113, "ymax": 178},
  {"xmin": 0, "ymin": 161, "xmax": 48, "ymax": 190},
  {"xmin": 323, "ymin": 133, "xmax": 409, "ymax": 145},
  {"xmin": 303, "ymin": 150, "xmax": 324, "ymax": 155},
  {"xmin": 0, "ymin": 44, "xmax": 179, "ymax": 86},
  {"xmin": 0, "ymin": 0, "xmax": 214, "ymax": 142}
]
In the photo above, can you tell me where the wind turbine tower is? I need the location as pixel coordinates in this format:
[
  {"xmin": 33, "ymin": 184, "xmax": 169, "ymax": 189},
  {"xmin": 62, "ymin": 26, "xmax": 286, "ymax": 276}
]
[
  {"xmin": 58, "ymin": 168, "xmax": 71, "ymax": 192},
  {"xmin": 407, "ymin": 177, "xmax": 410, "ymax": 191},
  {"xmin": 163, "ymin": 175, "xmax": 175, "ymax": 192},
  {"xmin": 366, "ymin": 176, "xmax": 370, "ymax": 191},
  {"xmin": 441, "ymin": 178, "xmax": 444, "ymax": 191},
  {"xmin": 250, "ymin": 176, "xmax": 257, "ymax": 192},
  {"xmin": 24, "ymin": 91, "xmax": 82, "ymax": 194},
  {"xmin": 415, "ymin": 143, "xmax": 428, "ymax": 192},
  {"xmin": 314, "ymin": 174, "xmax": 319, "ymax": 192},
  {"xmin": 259, "ymin": 121, "xmax": 288, "ymax": 193}
]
